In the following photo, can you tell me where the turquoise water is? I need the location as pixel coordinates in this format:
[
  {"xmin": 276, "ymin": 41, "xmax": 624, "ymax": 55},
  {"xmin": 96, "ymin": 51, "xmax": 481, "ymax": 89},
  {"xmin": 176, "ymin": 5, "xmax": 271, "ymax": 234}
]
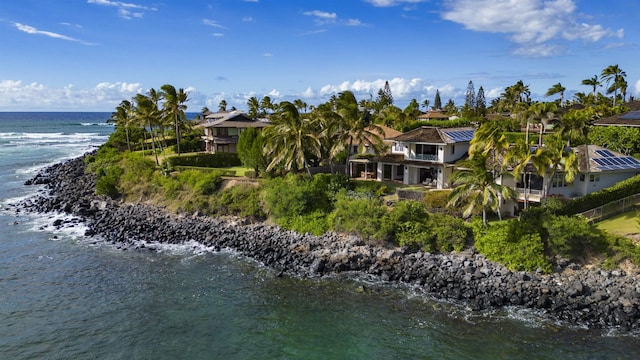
[{"xmin": 1, "ymin": 112, "xmax": 640, "ymax": 359}]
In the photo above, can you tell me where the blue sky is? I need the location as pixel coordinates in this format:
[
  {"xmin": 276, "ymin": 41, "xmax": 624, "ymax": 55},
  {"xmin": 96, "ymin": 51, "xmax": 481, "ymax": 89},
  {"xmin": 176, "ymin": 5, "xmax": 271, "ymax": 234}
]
[{"xmin": 0, "ymin": 0, "xmax": 638, "ymax": 112}]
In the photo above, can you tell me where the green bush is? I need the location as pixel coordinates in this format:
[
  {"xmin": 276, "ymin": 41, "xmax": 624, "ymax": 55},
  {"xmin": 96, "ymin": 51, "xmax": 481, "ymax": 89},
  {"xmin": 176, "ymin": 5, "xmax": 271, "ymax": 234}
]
[
  {"xmin": 280, "ymin": 210, "xmax": 330, "ymax": 236},
  {"xmin": 431, "ymin": 213, "xmax": 469, "ymax": 252},
  {"xmin": 327, "ymin": 191, "xmax": 387, "ymax": 240},
  {"xmin": 543, "ymin": 215, "xmax": 608, "ymax": 258},
  {"xmin": 194, "ymin": 171, "xmax": 223, "ymax": 195},
  {"xmin": 473, "ymin": 219, "xmax": 551, "ymax": 273},
  {"xmin": 166, "ymin": 153, "xmax": 241, "ymax": 168},
  {"xmin": 422, "ymin": 190, "xmax": 450, "ymax": 209},
  {"xmin": 214, "ymin": 183, "xmax": 265, "ymax": 219},
  {"xmin": 95, "ymin": 165, "xmax": 123, "ymax": 197}
]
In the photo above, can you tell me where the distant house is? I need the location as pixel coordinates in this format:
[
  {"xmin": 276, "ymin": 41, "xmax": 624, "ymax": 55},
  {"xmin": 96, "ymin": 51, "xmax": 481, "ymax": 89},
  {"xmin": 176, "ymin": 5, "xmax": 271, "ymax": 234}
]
[
  {"xmin": 199, "ymin": 111, "xmax": 269, "ymax": 153},
  {"xmin": 374, "ymin": 126, "xmax": 475, "ymax": 188},
  {"xmin": 416, "ymin": 110, "xmax": 452, "ymax": 121},
  {"xmin": 593, "ymin": 101, "xmax": 640, "ymax": 127},
  {"xmin": 501, "ymin": 145, "xmax": 640, "ymax": 205}
]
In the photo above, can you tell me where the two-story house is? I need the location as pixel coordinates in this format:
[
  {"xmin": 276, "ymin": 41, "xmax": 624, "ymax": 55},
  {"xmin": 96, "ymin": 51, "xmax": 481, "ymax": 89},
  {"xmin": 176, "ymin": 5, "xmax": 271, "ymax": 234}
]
[
  {"xmin": 374, "ymin": 126, "xmax": 475, "ymax": 189},
  {"xmin": 200, "ymin": 111, "xmax": 269, "ymax": 153}
]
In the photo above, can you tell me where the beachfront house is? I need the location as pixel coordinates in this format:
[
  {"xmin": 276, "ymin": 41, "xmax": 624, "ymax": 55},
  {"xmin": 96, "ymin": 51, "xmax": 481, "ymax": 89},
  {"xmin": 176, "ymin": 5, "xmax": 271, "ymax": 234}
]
[
  {"xmin": 373, "ymin": 126, "xmax": 475, "ymax": 189},
  {"xmin": 500, "ymin": 145, "xmax": 640, "ymax": 205},
  {"xmin": 199, "ymin": 111, "xmax": 269, "ymax": 153},
  {"xmin": 347, "ymin": 125, "xmax": 402, "ymax": 180}
]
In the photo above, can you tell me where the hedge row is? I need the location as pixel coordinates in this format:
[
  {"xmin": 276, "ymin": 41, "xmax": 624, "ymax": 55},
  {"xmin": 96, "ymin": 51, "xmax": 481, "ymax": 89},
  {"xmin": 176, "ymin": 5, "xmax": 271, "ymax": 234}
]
[
  {"xmin": 165, "ymin": 153, "xmax": 241, "ymax": 168},
  {"xmin": 558, "ymin": 173, "xmax": 640, "ymax": 215}
]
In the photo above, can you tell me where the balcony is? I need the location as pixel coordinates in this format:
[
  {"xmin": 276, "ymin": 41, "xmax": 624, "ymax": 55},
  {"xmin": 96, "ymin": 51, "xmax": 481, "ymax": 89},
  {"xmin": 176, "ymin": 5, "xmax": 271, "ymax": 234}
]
[{"xmin": 409, "ymin": 153, "xmax": 438, "ymax": 161}]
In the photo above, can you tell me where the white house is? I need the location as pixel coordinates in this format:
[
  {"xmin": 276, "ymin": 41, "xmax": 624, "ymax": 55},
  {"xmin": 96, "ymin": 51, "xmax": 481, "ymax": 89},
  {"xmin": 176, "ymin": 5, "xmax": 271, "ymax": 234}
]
[{"xmin": 374, "ymin": 126, "xmax": 475, "ymax": 189}]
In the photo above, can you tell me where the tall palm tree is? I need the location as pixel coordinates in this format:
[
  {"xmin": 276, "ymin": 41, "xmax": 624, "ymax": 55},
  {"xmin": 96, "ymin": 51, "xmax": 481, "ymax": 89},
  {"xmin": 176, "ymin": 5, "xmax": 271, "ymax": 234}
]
[
  {"xmin": 601, "ymin": 64, "xmax": 626, "ymax": 106},
  {"xmin": 160, "ymin": 84, "xmax": 189, "ymax": 156},
  {"xmin": 581, "ymin": 75, "xmax": 601, "ymax": 96},
  {"xmin": 448, "ymin": 153, "xmax": 517, "ymax": 225},
  {"xmin": 262, "ymin": 101, "xmax": 321, "ymax": 178},
  {"xmin": 504, "ymin": 139, "xmax": 534, "ymax": 208},
  {"xmin": 260, "ymin": 96, "xmax": 275, "ymax": 116},
  {"xmin": 524, "ymin": 102, "xmax": 558, "ymax": 147},
  {"xmin": 545, "ymin": 82, "xmax": 566, "ymax": 104},
  {"xmin": 218, "ymin": 100, "xmax": 227, "ymax": 112},
  {"xmin": 538, "ymin": 135, "xmax": 578, "ymax": 197},
  {"xmin": 421, "ymin": 99, "xmax": 430, "ymax": 111},
  {"xmin": 293, "ymin": 99, "xmax": 307, "ymax": 113},
  {"xmin": 334, "ymin": 91, "xmax": 385, "ymax": 176},
  {"xmin": 134, "ymin": 93, "xmax": 161, "ymax": 166},
  {"xmin": 247, "ymin": 96, "xmax": 260, "ymax": 118},
  {"xmin": 470, "ymin": 121, "xmax": 509, "ymax": 177},
  {"xmin": 557, "ymin": 109, "xmax": 591, "ymax": 146},
  {"xmin": 108, "ymin": 100, "xmax": 135, "ymax": 151}
]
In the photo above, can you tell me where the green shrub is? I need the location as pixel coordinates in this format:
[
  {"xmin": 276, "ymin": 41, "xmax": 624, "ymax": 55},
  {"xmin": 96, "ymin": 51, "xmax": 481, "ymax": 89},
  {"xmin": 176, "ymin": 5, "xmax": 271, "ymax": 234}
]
[
  {"xmin": 244, "ymin": 170, "xmax": 257, "ymax": 178},
  {"xmin": 327, "ymin": 191, "xmax": 387, "ymax": 240},
  {"xmin": 280, "ymin": 210, "xmax": 330, "ymax": 236},
  {"xmin": 473, "ymin": 219, "xmax": 551, "ymax": 273},
  {"xmin": 431, "ymin": 213, "xmax": 469, "ymax": 252},
  {"xmin": 543, "ymin": 215, "xmax": 608, "ymax": 258},
  {"xmin": 422, "ymin": 190, "xmax": 450, "ymax": 209},
  {"xmin": 95, "ymin": 165, "xmax": 123, "ymax": 197},
  {"xmin": 214, "ymin": 183, "xmax": 265, "ymax": 219},
  {"xmin": 166, "ymin": 153, "xmax": 241, "ymax": 168},
  {"xmin": 194, "ymin": 171, "xmax": 223, "ymax": 195}
]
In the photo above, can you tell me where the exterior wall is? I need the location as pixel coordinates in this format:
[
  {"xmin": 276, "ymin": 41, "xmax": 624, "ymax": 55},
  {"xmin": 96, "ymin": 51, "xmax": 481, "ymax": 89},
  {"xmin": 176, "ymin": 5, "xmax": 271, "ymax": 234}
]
[
  {"xmin": 548, "ymin": 171, "xmax": 639, "ymax": 199},
  {"xmin": 442, "ymin": 143, "xmax": 470, "ymax": 163}
]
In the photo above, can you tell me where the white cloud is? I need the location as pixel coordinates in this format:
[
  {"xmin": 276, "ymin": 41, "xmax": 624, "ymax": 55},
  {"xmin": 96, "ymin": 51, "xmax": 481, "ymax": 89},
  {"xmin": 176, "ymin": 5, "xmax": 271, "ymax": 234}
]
[
  {"xmin": 0, "ymin": 80, "xmax": 143, "ymax": 111},
  {"xmin": 304, "ymin": 10, "xmax": 337, "ymax": 25},
  {"xmin": 263, "ymin": 53, "xmax": 274, "ymax": 57},
  {"xmin": 242, "ymin": 16, "xmax": 254, "ymax": 22},
  {"xmin": 203, "ymin": 19, "xmax": 226, "ymax": 29},
  {"xmin": 441, "ymin": 0, "xmax": 623, "ymax": 57},
  {"xmin": 364, "ymin": 0, "xmax": 428, "ymax": 7},
  {"xmin": 87, "ymin": 0, "xmax": 157, "ymax": 19},
  {"xmin": 267, "ymin": 89, "xmax": 281, "ymax": 98},
  {"xmin": 13, "ymin": 23, "xmax": 93, "ymax": 45}
]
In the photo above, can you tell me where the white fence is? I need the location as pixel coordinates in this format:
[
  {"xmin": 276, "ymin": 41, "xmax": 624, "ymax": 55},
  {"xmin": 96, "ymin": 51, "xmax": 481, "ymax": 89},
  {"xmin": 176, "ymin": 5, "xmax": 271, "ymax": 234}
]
[{"xmin": 579, "ymin": 193, "xmax": 640, "ymax": 222}]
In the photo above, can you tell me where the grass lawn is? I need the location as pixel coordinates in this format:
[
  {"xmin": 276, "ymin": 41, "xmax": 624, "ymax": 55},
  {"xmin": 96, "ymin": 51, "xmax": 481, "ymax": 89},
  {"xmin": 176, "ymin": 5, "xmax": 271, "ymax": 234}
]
[{"xmin": 596, "ymin": 210, "xmax": 640, "ymax": 237}]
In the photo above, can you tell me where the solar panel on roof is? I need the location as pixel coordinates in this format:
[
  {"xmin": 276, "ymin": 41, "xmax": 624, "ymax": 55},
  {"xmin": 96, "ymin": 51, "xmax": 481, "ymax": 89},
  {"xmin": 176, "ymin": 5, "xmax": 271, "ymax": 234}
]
[
  {"xmin": 595, "ymin": 149, "xmax": 615, "ymax": 157},
  {"xmin": 443, "ymin": 129, "xmax": 475, "ymax": 142}
]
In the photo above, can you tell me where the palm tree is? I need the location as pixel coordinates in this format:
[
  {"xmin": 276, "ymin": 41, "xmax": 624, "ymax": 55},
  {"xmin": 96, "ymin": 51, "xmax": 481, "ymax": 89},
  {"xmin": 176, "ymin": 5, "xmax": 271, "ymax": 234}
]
[
  {"xmin": 160, "ymin": 84, "xmax": 189, "ymax": 156},
  {"xmin": 262, "ymin": 101, "xmax": 321, "ymax": 178},
  {"xmin": 134, "ymin": 93, "xmax": 161, "ymax": 166},
  {"xmin": 557, "ymin": 109, "xmax": 591, "ymax": 146},
  {"xmin": 109, "ymin": 100, "xmax": 136, "ymax": 151},
  {"xmin": 218, "ymin": 100, "xmax": 227, "ymax": 112},
  {"xmin": 247, "ymin": 96, "xmax": 260, "ymax": 118},
  {"xmin": 504, "ymin": 139, "xmax": 534, "ymax": 208},
  {"xmin": 421, "ymin": 99, "xmax": 430, "ymax": 111},
  {"xmin": 538, "ymin": 135, "xmax": 578, "ymax": 197},
  {"xmin": 334, "ymin": 91, "xmax": 385, "ymax": 176},
  {"xmin": 260, "ymin": 96, "xmax": 275, "ymax": 116},
  {"xmin": 470, "ymin": 121, "xmax": 509, "ymax": 177},
  {"xmin": 293, "ymin": 99, "xmax": 308, "ymax": 113},
  {"xmin": 545, "ymin": 82, "xmax": 566, "ymax": 104},
  {"xmin": 523, "ymin": 102, "xmax": 558, "ymax": 147},
  {"xmin": 581, "ymin": 75, "xmax": 601, "ymax": 96},
  {"xmin": 601, "ymin": 64, "xmax": 626, "ymax": 106},
  {"xmin": 448, "ymin": 153, "xmax": 517, "ymax": 225}
]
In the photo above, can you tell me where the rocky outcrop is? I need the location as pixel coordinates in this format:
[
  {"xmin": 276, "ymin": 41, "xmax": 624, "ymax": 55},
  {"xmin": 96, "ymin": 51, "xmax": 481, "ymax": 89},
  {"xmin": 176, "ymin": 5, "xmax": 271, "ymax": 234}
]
[{"xmin": 13, "ymin": 154, "xmax": 640, "ymax": 331}]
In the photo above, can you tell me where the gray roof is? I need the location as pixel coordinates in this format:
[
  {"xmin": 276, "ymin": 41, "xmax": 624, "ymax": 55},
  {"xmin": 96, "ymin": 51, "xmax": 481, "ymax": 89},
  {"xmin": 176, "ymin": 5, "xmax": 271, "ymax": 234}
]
[{"xmin": 202, "ymin": 111, "xmax": 269, "ymax": 128}]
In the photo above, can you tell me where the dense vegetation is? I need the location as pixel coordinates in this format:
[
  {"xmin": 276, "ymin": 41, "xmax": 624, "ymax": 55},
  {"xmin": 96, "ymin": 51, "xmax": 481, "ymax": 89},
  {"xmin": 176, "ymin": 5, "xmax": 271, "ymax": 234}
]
[{"xmin": 93, "ymin": 67, "xmax": 640, "ymax": 274}]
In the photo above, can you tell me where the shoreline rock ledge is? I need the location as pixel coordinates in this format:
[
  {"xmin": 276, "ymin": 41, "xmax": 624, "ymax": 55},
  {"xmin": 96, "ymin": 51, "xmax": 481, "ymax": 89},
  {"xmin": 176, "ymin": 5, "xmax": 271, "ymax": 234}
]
[{"xmin": 13, "ymin": 154, "xmax": 640, "ymax": 331}]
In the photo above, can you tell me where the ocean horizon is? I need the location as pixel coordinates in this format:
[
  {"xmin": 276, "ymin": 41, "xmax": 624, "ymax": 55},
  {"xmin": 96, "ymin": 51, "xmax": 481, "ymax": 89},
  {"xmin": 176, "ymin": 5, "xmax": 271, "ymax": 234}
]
[{"xmin": 1, "ymin": 112, "xmax": 640, "ymax": 359}]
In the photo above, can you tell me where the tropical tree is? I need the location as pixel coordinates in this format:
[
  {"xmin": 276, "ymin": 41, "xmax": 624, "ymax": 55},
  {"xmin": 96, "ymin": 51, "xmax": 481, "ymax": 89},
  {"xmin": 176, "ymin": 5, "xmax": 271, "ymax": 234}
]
[
  {"xmin": 247, "ymin": 96, "xmax": 260, "ymax": 118},
  {"xmin": 262, "ymin": 101, "xmax": 321, "ymax": 177},
  {"xmin": 448, "ymin": 153, "xmax": 517, "ymax": 225},
  {"xmin": 218, "ymin": 100, "xmax": 227, "ymax": 112},
  {"xmin": 522, "ymin": 102, "xmax": 558, "ymax": 147},
  {"xmin": 293, "ymin": 99, "xmax": 308, "ymax": 113},
  {"xmin": 260, "ymin": 96, "xmax": 276, "ymax": 116},
  {"xmin": 601, "ymin": 64, "xmax": 626, "ymax": 106},
  {"xmin": 538, "ymin": 135, "xmax": 578, "ymax": 197},
  {"xmin": 545, "ymin": 82, "xmax": 566, "ymax": 105},
  {"xmin": 581, "ymin": 75, "xmax": 601, "ymax": 96},
  {"xmin": 160, "ymin": 84, "xmax": 189, "ymax": 156},
  {"xmin": 433, "ymin": 89, "xmax": 442, "ymax": 110},
  {"xmin": 421, "ymin": 99, "xmax": 430, "ymax": 111},
  {"xmin": 334, "ymin": 91, "xmax": 385, "ymax": 176},
  {"xmin": 108, "ymin": 99, "xmax": 135, "ymax": 151},
  {"xmin": 476, "ymin": 86, "xmax": 487, "ymax": 117},
  {"xmin": 557, "ymin": 109, "xmax": 592, "ymax": 146},
  {"xmin": 134, "ymin": 93, "xmax": 161, "ymax": 166},
  {"xmin": 469, "ymin": 121, "xmax": 509, "ymax": 177},
  {"xmin": 237, "ymin": 127, "xmax": 266, "ymax": 176}
]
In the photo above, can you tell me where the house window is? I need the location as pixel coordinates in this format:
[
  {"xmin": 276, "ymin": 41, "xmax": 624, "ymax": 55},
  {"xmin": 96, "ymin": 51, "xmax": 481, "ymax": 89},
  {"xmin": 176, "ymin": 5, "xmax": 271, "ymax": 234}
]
[
  {"xmin": 579, "ymin": 174, "xmax": 585, "ymax": 181},
  {"xmin": 393, "ymin": 142, "xmax": 404, "ymax": 152},
  {"xmin": 552, "ymin": 173, "xmax": 568, "ymax": 188},
  {"xmin": 450, "ymin": 145, "xmax": 455, "ymax": 155},
  {"xmin": 589, "ymin": 174, "xmax": 600, "ymax": 182},
  {"xmin": 216, "ymin": 144, "xmax": 230, "ymax": 153},
  {"xmin": 216, "ymin": 128, "xmax": 229, "ymax": 136}
]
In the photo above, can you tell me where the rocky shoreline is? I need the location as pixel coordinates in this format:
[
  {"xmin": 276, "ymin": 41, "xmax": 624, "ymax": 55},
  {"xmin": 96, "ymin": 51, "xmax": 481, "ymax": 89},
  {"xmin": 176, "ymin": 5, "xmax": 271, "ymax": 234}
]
[{"xmin": 12, "ymin": 154, "xmax": 640, "ymax": 331}]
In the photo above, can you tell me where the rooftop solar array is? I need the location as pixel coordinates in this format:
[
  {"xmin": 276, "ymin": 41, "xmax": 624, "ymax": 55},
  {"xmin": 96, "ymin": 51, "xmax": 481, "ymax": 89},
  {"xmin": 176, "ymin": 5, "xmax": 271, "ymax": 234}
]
[
  {"xmin": 619, "ymin": 110, "xmax": 640, "ymax": 120},
  {"xmin": 595, "ymin": 149, "xmax": 615, "ymax": 157},
  {"xmin": 442, "ymin": 129, "xmax": 475, "ymax": 142},
  {"xmin": 593, "ymin": 155, "xmax": 640, "ymax": 171}
]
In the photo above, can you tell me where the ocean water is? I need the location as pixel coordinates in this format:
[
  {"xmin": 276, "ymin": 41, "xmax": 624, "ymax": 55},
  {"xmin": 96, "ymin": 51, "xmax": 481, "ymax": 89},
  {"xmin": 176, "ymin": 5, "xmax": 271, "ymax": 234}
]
[{"xmin": 1, "ymin": 112, "xmax": 639, "ymax": 359}]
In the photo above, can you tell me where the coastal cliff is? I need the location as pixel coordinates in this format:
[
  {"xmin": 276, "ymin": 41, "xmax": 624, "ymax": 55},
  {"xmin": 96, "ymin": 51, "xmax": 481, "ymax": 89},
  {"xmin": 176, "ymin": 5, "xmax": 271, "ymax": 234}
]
[{"xmin": 15, "ymin": 154, "xmax": 640, "ymax": 331}]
